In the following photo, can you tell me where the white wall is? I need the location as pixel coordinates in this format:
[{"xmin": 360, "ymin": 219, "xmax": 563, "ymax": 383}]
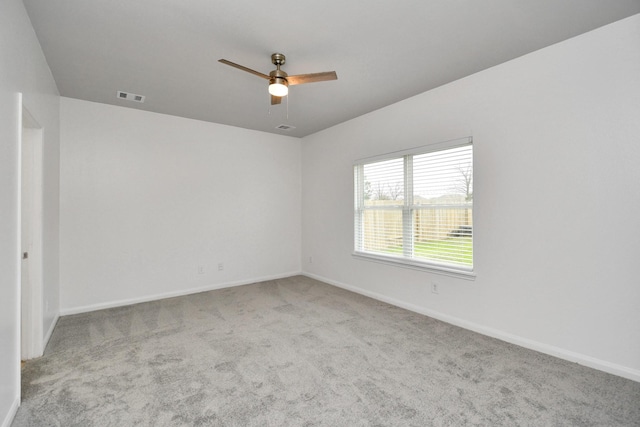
[
  {"xmin": 301, "ymin": 15, "xmax": 640, "ymax": 381},
  {"xmin": 60, "ymin": 98, "xmax": 301, "ymax": 312},
  {"xmin": 0, "ymin": 0, "xmax": 60, "ymax": 425}
]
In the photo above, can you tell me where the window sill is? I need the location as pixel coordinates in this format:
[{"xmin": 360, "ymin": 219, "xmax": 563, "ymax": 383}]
[{"xmin": 352, "ymin": 252, "xmax": 476, "ymax": 280}]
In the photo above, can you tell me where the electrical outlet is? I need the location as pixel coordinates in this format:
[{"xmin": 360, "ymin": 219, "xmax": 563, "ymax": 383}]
[
  {"xmin": 198, "ymin": 265, "xmax": 205, "ymax": 274},
  {"xmin": 218, "ymin": 263, "xmax": 224, "ymax": 271},
  {"xmin": 431, "ymin": 282, "xmax": 439, "ymax": 294},
  {"xmin": 309, "ymin": 256, "xmax": 313, "ymax": 264}
]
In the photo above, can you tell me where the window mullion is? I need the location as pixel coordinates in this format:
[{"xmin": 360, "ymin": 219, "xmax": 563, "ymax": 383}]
[
  {"xmin": 402, "ymin": 155, "xmax": 413, "ymax": 258},
  {"xmin": 354, "ymin": 165, "xmax": 365, "ymax": 251}
]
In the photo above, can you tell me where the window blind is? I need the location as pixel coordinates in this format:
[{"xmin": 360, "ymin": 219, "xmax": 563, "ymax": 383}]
[{"xmin": 354, "ymin": 138, "xmax": 473, "ymax": 272}]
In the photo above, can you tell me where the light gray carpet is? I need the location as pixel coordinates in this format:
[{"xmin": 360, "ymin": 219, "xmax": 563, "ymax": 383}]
[{"xmin": 13, "ymin": 276, "xmax": 640, "ymax": 426}]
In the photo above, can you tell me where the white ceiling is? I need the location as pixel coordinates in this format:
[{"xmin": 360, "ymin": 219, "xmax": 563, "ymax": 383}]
[{"xmin": 23, "ymin": 0, "xmax": 640, "ymax": 138}]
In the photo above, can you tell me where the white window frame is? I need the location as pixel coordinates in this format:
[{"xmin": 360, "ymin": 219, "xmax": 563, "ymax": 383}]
[{"xmin": 353, "ymin": 137, "xmax": 474, "ymax": 278}]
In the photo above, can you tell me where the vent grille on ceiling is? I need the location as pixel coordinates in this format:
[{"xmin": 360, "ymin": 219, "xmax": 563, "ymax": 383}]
[
  {"xmin": 117, "ymin": 91, "xmax": 145, "ymax": 103},
  {"xmin": 276, "ymin": 124, "xmax": 295, "ymax": 131}
]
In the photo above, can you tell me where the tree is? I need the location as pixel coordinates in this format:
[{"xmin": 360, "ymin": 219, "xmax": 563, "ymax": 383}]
[
  {"xmin": 373, "ymin": 183, "xmax": 390, "ymax": 200},
  {"xmin": 454, "ymin": 164, "xmax": 473, "ymax": 226},
  {"xmin": 455, "ymin": 164, "xmax": 473, "ymax": 202},
  {"xmin": 387, "ymin": 182, "xmax": 403, "ymax": 200},
  {"xmin": 364, "ymin": 180, "xmax": 372, "ymax": 200},
  {"xmin": 371, "ymin": 182, "xmax": 403, "ymax": 201}
]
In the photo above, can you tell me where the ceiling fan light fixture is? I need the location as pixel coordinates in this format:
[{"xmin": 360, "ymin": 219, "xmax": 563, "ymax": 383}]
[{"xmin": 268, "ymin": 77, "xmax": 288, "ymax": 97}]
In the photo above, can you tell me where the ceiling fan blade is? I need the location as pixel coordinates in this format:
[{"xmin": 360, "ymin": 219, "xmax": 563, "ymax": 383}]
[
  {"xmin": 218, "ymin": 59, "xmax": 270, "ymax": 80},
  {"xmin": 271, "ymin": 95, "xmax": 282, "ymax": 105},
  {"xmin": 287, "ymin": 71, "xmax": 337, "ymax": 86}
]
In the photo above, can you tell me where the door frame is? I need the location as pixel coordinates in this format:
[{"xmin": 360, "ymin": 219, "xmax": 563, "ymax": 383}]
[{"xmin": 19, "ymin": 97, "xmax": 44, "ymax": 360}]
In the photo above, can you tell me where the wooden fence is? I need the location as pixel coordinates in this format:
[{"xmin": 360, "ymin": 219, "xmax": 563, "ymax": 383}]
[{"xmin": 362, "ymin": 202, "xmax": 472, "ymax": 252}]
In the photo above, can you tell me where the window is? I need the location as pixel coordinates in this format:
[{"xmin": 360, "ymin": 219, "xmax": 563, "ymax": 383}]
[{"xmin": 354, "ymin": 137, "xmax": 473, "ymax": 275}]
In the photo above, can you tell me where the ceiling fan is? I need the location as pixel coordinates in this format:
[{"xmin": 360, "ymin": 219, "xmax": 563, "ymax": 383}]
[{"xmin": 218, "ymin": 53, "xmax": 338, "ymax": 105}]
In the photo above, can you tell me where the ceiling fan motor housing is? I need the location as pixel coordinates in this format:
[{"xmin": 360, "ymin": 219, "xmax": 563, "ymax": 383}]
[
  {"xmin": 269, "ymin": 76, "xmax": 288, "ymax": 89},
  {"xmin": 269, "ymin": 67, "xmax": 289, "ymax": 89}
]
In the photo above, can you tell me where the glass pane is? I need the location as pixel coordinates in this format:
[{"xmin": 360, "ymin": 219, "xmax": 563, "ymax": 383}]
[
  {"xmin": 362, "ymin": 209, "xmax": 404, "ymax": 255},
  {"xmin": 363, "ymin": 158, "xmax": 404, "ymax": 207},
  {"xmin": 413, "ymin": 145, "xmax": 472, "ymax": 207},
  {"xmin": 412, "ymin": 208, "xmax": 472, "ymax": 266}
]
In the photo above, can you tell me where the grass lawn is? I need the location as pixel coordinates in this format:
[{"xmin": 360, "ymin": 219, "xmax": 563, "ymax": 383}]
[{"xmin": 386, "ymin": 237, "xmax": 472, "ymax": 265}]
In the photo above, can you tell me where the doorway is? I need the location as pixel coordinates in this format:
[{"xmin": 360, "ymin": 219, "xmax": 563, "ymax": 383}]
[{"xmin": 20, "ymin": 103, "xmax": 44, "ymax": 360}]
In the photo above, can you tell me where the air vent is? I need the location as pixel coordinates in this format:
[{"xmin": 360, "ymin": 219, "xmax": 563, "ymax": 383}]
[
  {"xmin": 116, "ymin": 91, "xmax": 145, "ymax": 103},
  {"xmin": 276, "ymin": 124, "xmax": 295, "ymax": 131}
]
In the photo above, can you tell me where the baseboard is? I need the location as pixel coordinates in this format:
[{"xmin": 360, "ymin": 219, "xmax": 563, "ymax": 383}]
[
  {"xmin": 60, "ymin": 271, "xmax": 302, "ymax": 316},
  {"xmin": 1, "ymin": 397, "xmax": 19, "ymax": 427},
  {"xmin": 303, "ymin": 272, "xmax": 640, "ymax": 383}
]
